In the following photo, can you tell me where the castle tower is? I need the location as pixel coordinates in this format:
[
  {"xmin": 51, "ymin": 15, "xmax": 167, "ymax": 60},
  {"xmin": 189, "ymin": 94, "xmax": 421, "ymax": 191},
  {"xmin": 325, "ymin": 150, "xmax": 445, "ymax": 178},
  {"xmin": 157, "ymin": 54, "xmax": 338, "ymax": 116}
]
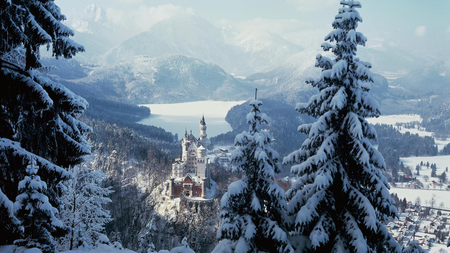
[
  {"xmin": 199, "ymin": 115, "xmax": 207, "ymax": 147},
  {"xmin": 201, "ymin": 177, "xmax": 207, "ymax": 199}
]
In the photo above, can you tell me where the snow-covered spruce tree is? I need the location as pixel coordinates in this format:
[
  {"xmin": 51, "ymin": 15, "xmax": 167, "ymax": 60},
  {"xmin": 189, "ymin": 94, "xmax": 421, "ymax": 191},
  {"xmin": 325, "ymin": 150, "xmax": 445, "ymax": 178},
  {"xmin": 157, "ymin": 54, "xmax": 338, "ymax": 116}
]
[
  {"xmin": 0, "ymin": 0, "xmax": 88, "ymax": 248},
  {"xmin": 402, "ymin": 241, "xmax": 426, "ymax": 253},
  {"xmin": 59, "ymin": 160, "xmax": 113, "ymax": 250},
  {"xmin": 283, "ymin": 1, "xmax": 400, "ymax": 252},
  {"xmin": 14, "ymin": 160, "xmax": 66, "ymax": 253},
  {"xmin": 214, "ymin": 98, "xmax": 293, "ymax": 253}
]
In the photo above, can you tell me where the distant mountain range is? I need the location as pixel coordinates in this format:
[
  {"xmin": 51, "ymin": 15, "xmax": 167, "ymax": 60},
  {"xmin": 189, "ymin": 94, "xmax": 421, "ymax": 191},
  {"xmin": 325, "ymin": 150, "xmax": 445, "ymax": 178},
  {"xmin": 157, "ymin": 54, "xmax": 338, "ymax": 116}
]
[
  {"xmin": 101, "ymin": 14, "xmax": 303, "ymax": 77},
  {"xmin": 65, "ymin": 4, "xmax": 122, "ymax": 63},
  {"xmin": 50, "ymin": 55, "xmax": 256, "ymax": 104},
  {"xmin": 65, "ymin": 4, "xmax": 433, "ymax": 79},
  {"xmin": 44, "ymin": 4, "xmax": 450, "ymax": 119}
]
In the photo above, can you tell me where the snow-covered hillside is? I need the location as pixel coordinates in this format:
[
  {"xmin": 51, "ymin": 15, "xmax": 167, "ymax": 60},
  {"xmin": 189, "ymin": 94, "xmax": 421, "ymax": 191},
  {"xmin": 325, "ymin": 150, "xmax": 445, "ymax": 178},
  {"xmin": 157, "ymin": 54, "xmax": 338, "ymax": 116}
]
[
  {"xmin": 359, "ymin": 39, "xmax": 426, "ymax": 80},
  {"xmin": 63, "ymin": 4, "xmax": 122, "ymax": 63},
  {"xmin": 101, "ymin": 15, "xmax": 303, "ymax": 77},
  {"xmin": 392, "ymin": 63, "xmax": 450, "ymax": 96},
  {"xmin": 247, "ymin": 48, "xmax": 389, "ymax": 105},
  {"xmin": 68, "ymin": 55, "xmax": 256, "ymax": 104},
  {"xmin": 367, "ymin": 114, "xmax": 450, "ymax": 151}
]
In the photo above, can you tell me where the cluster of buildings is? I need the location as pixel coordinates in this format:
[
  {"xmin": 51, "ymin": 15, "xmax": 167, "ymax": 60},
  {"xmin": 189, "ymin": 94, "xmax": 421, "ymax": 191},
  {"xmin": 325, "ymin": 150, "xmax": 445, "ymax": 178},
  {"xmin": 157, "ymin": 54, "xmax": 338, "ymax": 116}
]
[
  {"xmin": 388, "ymin": 204, "xmax": 450, "ymax": 250},
  {"xmin": 168, "ymin": 116, "xmax": 212, "ymax": 199}
]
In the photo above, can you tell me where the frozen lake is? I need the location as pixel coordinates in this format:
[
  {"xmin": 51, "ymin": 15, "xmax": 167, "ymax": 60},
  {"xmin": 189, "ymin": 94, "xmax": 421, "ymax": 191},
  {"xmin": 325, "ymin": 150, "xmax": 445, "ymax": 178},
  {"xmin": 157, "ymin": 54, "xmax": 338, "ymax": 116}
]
[{"xmin": 137, "ymin": 101, "xmax": 246, "ymax": 138}]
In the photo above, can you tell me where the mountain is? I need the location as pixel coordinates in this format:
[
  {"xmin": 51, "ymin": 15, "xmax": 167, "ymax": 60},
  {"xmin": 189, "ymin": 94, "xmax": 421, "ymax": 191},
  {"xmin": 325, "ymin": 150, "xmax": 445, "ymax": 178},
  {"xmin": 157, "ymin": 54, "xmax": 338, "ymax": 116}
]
[
  {"xmin": 102, "ymin": 15, "xmax": 303, "ymax": 77},
  {"xmin": 65, "ymin": 4, "xmax": 123, "ymax": 63},
  {"xmin": 222, "ymin": 28, "xmax": 303, "ymax": 75},
  {"xmin": 392, "ymin": 62, "xmax": 450, "ymax": 97},
  {"xmin": 246, "ymin": 48, "xmax": 325, "ymax": 105},
  {"xmin": 62, "ymin": 54, "xmax": 256, "ymax": 104},
  {"xmin": 102, "ymin": 15, "xmax": 241, "ymax": 72},
  {"xmin": 247, "ymin": 48, "xmax": 390, "ymax": 106},
  {"xmin": 359, "ymin": 39, "xmax": 426, "ymax": 80}
]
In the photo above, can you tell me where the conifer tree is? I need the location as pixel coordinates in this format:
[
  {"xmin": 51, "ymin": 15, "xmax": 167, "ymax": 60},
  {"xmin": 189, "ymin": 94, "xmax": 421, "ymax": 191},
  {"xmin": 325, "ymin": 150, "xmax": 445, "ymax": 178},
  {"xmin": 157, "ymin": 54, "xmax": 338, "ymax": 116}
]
[
  {"xmin": 59, "ymin": 160, "xmax": 113, "ymax": 250},
  {"xmin": 214, "ymin": 97, "xmax": 293, "ymax": 253},
  {"xmin": 14, "ymin": 159, "xmax": 66, "ymax": 253},
  {"xmin": 0, "ymin": 0, "xmax": 89, "ymax": 247},
  {"xmin": 402, "ymin": 241, "xmax": 426, "ymax": 253},
  {"xmin": 283, "ymin": 1, "xmax": 400, "ymax": 252}
]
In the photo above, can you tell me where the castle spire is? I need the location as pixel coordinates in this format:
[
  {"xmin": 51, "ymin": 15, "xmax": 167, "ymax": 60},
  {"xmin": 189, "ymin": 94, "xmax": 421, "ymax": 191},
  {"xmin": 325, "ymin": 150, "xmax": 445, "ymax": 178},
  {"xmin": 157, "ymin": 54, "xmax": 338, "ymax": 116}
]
[
  {"xmin": 199, "ymin": 115, "xmax": 207, "ymax": 146},
  {"xmin": 200, "ymin": 114, "xmax": 206, "ymax": 126}
]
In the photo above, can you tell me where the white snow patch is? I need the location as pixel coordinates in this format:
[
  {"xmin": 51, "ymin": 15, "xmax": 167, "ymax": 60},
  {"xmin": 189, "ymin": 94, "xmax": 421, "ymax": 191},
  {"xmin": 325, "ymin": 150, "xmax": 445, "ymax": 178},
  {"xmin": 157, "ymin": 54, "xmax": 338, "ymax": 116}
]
[
  {"xmin": 390, "ymin": 187, "xmax": 450, "ymax": 209},
  {"xmin": 366, "ymin": 114, "xmax": 422, "ymax": 125},
  {"xmin": 391, "ymin": 155, "xmax": 450, "ymax": 208}
]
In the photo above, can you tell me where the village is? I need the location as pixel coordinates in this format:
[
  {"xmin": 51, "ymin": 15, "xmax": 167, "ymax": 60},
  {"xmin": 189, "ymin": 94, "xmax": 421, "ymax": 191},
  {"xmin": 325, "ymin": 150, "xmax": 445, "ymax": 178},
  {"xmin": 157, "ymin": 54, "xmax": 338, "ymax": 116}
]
[{"xmin": 388, "ymin": 199, "xmax": 450, "ymax": 252}]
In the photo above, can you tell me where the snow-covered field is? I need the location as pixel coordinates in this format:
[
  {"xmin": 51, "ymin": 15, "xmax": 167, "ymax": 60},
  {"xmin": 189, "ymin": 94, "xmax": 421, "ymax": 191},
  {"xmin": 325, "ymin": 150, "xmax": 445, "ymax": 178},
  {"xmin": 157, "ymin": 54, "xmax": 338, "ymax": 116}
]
[
  {"xmin": 366, "ymin": 115, "xmax": 450, "ymax": 208},
  {"xmin": 390, "ymin": 155, "xmax": 450, "ymax": 208},
  {"xmin": 366, "ymin": 114, "xmax": 422, "ymax": 125},
  {"xmin": 389, "ymin": 187, "xmax": 450, "ymax": 209},
  {"xmin": 138, "ymin": 101, "xmax": 246, "ymax": 138}
]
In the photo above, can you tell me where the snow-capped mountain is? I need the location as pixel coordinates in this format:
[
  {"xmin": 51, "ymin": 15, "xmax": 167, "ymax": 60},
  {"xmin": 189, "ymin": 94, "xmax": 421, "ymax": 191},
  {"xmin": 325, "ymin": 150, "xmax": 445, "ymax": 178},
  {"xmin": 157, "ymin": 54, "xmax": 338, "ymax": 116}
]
[
  {"xmin": 101, "ymin": 15, "xmax": 303, "ymax": 77},
  {"xmin": 65, "ymin": 4, "xmax": 122, "ymax": 63},
  {"xmin": 224, "ymin": 29, "xmax": 303, "ymax": 75},
  {"xmin": 102, "ymin": 15, "xmax": 241, "ymax": 72},
  {"xmin": 359, "ymin": 39, "xmax": 426, "ymax": 80},
  {"xmin": 392, "ymin": 62, "xmax": 450, "ymax": 96},
  {"xmin": 65, "ymin": 54, "xmax": 255, "ymax": 104},
  {"xmin": 248, "ymin": 48, "xmax": 389, "ymax": 105},
  {"xmin": 246, "ymin": 48, "xmax": 324, "ymax": 104}
]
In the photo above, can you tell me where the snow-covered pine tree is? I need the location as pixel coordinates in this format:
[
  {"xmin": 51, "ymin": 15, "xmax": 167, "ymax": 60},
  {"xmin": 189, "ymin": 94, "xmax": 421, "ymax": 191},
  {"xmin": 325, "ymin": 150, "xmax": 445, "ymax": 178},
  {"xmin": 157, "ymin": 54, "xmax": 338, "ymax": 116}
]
[
  {"xmin": 59, "ymin": 160, "xmax": 113, "ymax": 250},
  {"xmin": 214, "ymin": 97, "xmax": 293, "ymax": 253},
  {"xmin": 283, "ymin": 1, "xmax": 400, "ymax": 252},
  {"xmin": 0, "ymin": 188, "xmax": 22, "ymax": 245},
  {"xmin": 14, "ymin": 159, "xmax": 66, "ymax": 253},
  {"xmin": 402, "ymin": 241, "xmax": 426, "ymax": 253},
  {"xmin": 0, "ymin": 0, "xmax": 89, "ymax": 246}
]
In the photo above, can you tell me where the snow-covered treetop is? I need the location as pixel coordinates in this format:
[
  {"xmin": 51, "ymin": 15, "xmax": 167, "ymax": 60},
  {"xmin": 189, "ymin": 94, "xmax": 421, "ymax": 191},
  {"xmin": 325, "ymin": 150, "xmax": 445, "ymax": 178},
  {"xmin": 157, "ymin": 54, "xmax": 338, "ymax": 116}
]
[
  {"xmin": 402, "ymin": 241, "xmax": 426, "ymax": 253},
  {"xmin": 26, "ymin": 158, "xmax": 39, "ymax": 176},
  {"xmin": 246, "ymin": 99, "xmax": 270, "ymax": 134},
  {"xmin": 298, "ymin": 0, "xmax": 379, "ymax": 120},
  {"xmin": 233, "ymin": 99, "xmax": 280, "ymax": 178}
]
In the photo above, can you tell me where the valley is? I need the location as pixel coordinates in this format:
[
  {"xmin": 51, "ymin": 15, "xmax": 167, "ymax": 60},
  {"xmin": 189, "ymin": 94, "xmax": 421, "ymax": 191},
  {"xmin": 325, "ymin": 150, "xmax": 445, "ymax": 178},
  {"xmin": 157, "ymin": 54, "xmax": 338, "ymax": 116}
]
[{"xmin": 2, "ymin": 1, "xmax": 450, "ymax": 253}]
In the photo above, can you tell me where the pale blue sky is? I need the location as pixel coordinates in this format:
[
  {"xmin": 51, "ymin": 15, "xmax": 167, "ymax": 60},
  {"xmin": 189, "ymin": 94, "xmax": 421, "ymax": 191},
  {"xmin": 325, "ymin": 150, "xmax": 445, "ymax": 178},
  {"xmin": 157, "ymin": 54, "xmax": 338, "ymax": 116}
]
[{"xmin": 56, "ymin": 0, "xmax": 450, "ymax": 59}]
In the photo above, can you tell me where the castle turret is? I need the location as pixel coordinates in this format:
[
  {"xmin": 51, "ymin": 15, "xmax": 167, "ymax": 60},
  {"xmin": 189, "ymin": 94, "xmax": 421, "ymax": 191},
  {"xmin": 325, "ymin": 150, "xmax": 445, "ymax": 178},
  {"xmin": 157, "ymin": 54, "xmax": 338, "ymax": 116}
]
[
  {"xmin": 201, "ymin": 177, "xmax": 207, "ymax": 199},
  {"xmin": 197, "ymin": 145, "xmax": 206, "ymax": 158},
  {"xmin": 199, "ymin": 115, "xmax": 207, "ymax": 147}
]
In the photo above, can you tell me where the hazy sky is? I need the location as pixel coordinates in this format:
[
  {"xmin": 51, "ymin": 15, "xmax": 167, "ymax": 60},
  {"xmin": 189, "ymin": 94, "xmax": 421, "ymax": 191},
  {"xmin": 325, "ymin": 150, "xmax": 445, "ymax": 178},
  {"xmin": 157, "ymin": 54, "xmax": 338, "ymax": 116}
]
[{"xmin": 56, "ymin": 0, "xmax": 450, "ymax": 60}]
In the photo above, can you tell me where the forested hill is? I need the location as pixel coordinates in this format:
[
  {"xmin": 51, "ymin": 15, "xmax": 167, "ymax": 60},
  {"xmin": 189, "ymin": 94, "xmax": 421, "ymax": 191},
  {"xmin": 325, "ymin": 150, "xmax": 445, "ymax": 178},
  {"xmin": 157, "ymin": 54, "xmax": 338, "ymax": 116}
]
[
  {"xmin": 211, "ymin": 99, "xmax": 314, "ymax": 162},
  {"xmin": 82, "ymin": 118, "xmax": 176, "ymax": 249}
]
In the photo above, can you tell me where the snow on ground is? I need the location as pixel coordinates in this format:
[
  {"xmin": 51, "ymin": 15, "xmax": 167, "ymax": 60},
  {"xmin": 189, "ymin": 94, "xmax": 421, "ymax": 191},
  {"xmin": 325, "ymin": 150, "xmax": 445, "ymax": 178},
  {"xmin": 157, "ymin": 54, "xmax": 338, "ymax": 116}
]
[
  {"xmin": 400, "ymin": 155, "xmax": 450, "ymax": 174},
  {"xmin": 429, "ymin": 245, "xmax": 449, "ymax": 253},
  {"xmin": 0, "ymin": 245, "xmax": 137, "ymax": 253},
  {"xmin": 63, "ymin": 244, "xmax": 136, "ymax": 253},
  {"xmin": 366, "ymin": 114, "xmax": 422, "ymax": 125},
  {"xmin": 389, "ymin": 187, "xmax": 450, "ymax": 209},
  {"xmin": 390, "ymin": 155, "xmax": 450, "ymax": 208},
  {"xmin": 138, "ymin": 101, "xmax": 246, "ymax": 138},
  {"xmin": 367, "ymin": 114, "xmax": 450, "ymax": 151}
]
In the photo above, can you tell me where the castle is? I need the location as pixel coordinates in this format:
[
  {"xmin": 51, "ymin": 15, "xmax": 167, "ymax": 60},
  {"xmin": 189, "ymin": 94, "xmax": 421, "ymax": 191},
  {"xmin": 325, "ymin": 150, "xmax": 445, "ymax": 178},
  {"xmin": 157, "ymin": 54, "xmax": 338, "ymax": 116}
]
[{"xmin": 168, "ymin": 116, "xmax": 211, "ymax": 199}]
